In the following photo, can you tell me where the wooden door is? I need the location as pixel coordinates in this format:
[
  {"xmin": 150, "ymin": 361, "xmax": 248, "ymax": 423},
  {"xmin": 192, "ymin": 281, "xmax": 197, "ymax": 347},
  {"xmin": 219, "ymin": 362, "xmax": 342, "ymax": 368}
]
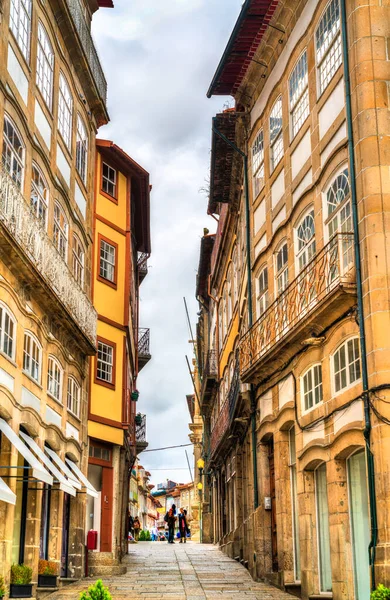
[
  {"xmin": 100, "ymin": 467, "xmax": 113, "ymax": 552},
  {"xmin": 269, "ymin": 441, "xmax": 278, "ymax": 572}
]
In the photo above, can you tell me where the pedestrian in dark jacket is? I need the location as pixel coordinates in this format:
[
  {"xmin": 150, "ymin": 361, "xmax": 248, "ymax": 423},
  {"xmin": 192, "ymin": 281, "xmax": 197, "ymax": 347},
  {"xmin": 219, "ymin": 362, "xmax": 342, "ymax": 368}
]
[
  {"xmin": 178, "ymin": 508, "xmax": 188, "ymax": 543},
  {"xmin": 166, "ymin": 507, "xmax": 177, "ymax": 543}
]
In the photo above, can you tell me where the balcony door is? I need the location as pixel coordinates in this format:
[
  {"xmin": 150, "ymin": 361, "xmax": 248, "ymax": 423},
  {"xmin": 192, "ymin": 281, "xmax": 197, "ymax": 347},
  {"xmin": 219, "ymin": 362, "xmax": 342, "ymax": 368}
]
[
  {"xmin": 326, "ymin": 169, "xmax": 353, "ymax": 280},
  {"xmin": 295, "ymin": 210, "xmax": 316, "ymax": 314}
]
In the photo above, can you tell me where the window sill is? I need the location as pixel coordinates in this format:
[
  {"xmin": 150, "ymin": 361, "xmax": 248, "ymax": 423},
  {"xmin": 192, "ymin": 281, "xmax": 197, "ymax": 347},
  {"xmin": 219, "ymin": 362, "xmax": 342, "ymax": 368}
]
[
  {"xmin": 47, "ymin": 391, "xmax": 63, "ymax": 407},
  {"xmin": 67, "ymin": 408, "xmax": 81, "ymax": 422},
  {"xmin": 100, "ymin": 189, "xmax": 118, "ymax": 204},
  {"xmin": 0, "ymin": 350, "xmax": 17, "ymax": 369},
  {"xmin": 22, "ymin": 371, "xmax": 43, "ymax": 390},
  {"xmin": 97, "ymin": 275, "xmax": 117, "ymax": 290},
  {"xmin": 94, "ymin": 377, "xmax": 115, "ymax": 391}
]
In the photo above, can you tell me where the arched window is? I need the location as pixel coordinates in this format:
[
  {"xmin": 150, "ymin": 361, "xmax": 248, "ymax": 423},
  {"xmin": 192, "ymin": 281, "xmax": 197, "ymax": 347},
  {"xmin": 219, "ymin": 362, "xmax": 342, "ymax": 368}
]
[
  {"xmin": 47, "ymin": 355, "xmax": 63, "ymax": 402},
  {"xmin": 275, "ymin": 242, "xmax": 288, "ymax": 295},
  {"xmin": 326, "ymin": 168, "xmax": 351, "ymax": 237},
  {"xmin": 36, "ymin": 21, "xmax": 54, "ymax": 109},
  {"xmin": 2, "ymin": 115, "xmax": 25, "ymax": 189},
  {"xmin": 289, "ymin": 51, "xmax": 309, "ymax": 138},
  {"xmin": 270, "ymin": 96, "xmax": 283, "ymax": 171},
  {"xmin": 58, "ymin": 73, "xmax": 73, "ymax": 148},
  {"xmin": 296, "ymin": 209, "xmax": 316, "ymax": 272},
  {"xmin": 316, "ymin": 0, "xmax": 342, "ymax": 94},
  {"xmin": 256, "ymin": 266, "xmax": 268, "ymax": 317},
  {"xmin": 252, "ymin": 129, "xmax": 264, "ymax": 198},
  {"xmin": 23, "ymin": 332, "xmax": 42, "ymax": 383},
  {"xmin": 67, "ymin": 376, "xmax": 81, "ymax": 417},
  {"xmin": 9, "ymin": 0, "xmax": 32, "ymax": 61},
  {"xmin": 332, "ymin": 337, "xmax": 361, "ymax": 393},
  {"xmin": 31, "ymin": 163, "xmax": 49, "ymax": 227},
  {"xmin": 0, "ymin": 303, "xmax": 17, "ymax": 360},
  {"xmin": 301, "ymin": 363, "xmax": 323, "ymax": 412},
  {"xmin": 232, "ymin": 247, "xmax": 238, "ymax": 305},
  {"xmin": 227, "ymin": 265, "xmax": 233, "ymax": 325},
  {"xmin": 53, "ymin": 202, "xmax": 68, "ymax": 261},
  {"xmin": 76, "ymin": 114, "xmax": 88, "ymax": 183},
  {"xmin": 72, "ymin": 234, "xmax": 84, "ymax": 287}
]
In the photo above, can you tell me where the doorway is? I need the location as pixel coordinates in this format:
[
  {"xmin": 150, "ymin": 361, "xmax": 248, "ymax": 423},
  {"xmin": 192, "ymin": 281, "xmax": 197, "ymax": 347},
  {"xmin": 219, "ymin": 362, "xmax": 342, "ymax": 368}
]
[
  {"xmin": 268, "ymin": 438, "xmax": 278, "ymax": 572},
  {"xmin": 61, "ymin": 493, "xmax": 71, "ymax": 577},
  {"xmin": 348, "ymin": 451, "xmax": 370, "ymax": 599}
]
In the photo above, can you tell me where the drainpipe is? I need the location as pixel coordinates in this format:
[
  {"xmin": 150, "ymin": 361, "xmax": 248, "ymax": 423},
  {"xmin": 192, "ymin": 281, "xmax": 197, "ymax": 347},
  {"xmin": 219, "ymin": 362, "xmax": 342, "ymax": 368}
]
[
  {"xmin": 340, "ymin": 1, "xmax": 378, "ymax": 590},
  {"xmin": 212, "ymin": 118, "xmax": 259, "ymax": 510}
]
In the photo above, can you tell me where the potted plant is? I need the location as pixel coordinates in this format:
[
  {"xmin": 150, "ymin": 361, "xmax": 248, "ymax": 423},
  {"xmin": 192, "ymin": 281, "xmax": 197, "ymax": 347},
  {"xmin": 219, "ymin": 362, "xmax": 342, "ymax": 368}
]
[
  {"xmin": 80, "ymin": 579, "xmax": 112, "ymax": 600},
  {"xmin": 38, "ymin": 559, "xmax": 58, "ymax": 588},
  {"xmin": 10, "ymin": 564, "xmax": 33, "ymax": 598},
  {"xmin": 371, "ymin": 584, "xmax": 390, "ymax": 599},
  {"xmin": 0, "ymin": 575, "xmax": 7, "ymax": 599}
]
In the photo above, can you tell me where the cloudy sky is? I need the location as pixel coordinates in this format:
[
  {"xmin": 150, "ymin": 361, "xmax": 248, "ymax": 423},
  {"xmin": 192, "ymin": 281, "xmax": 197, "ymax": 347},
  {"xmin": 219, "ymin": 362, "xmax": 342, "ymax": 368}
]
[{"xmin": 93, "ymin": 0, "xmax": 241, "ymax": 486}]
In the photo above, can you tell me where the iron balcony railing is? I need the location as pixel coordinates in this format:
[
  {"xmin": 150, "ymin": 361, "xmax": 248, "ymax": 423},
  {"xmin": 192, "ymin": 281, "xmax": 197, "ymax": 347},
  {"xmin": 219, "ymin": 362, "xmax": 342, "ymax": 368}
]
[
  {"xmin": 240, "ymin": 233, "xmax": 355, "ymax": 377},
  {"xmin": 137, "ymin": 252, "xmax": 148, "ymax": 280},
  {"xmin": 203, "ymin": 349, "xmax": 218, "ymax": 381},
  {"xmin": 138, "ymin": 328, "xmax": 150, "ymax": 357},
  {"xmin": 135, "ymin": 414, "xmax": 147, "ymax": 443},
  {"xmin": 0, "ymin": 164, "xmax": 97, "ymax": 344},
  {"xmin": 66, "ymin": 0, "xmax": 107, "ymax": 102},
  {"xmin": 210, "ymin": 362, "xmax": 240, "ymax": 457}
]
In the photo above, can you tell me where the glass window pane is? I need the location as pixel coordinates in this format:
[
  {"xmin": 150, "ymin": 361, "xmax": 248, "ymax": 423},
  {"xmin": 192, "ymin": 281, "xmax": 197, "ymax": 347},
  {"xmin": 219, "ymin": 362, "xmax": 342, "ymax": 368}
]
[
  {"xmin": 348, "ymin": 451, "xmax": 370, "ymax": 599},
  {"xmin": 316, "ymin": 464, "xmax": 332, "ymax": 592}
]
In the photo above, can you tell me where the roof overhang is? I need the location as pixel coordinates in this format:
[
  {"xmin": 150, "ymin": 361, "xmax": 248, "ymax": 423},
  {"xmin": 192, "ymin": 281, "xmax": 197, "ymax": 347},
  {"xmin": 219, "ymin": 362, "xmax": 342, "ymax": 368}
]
[
  {"xmin": 196, "ymin": 235, "xmax": 215, "ymax": 299},
  {"xmin": 96, "ymin": 139, "xmax": 151, "ymax": 254},
  {"xmin": 88, "ymin": 0, "xmax": 114, "ymax": 13},
  {"xmin": 207, "ymin": 0, "xmax": 280, "ymax": 98}
]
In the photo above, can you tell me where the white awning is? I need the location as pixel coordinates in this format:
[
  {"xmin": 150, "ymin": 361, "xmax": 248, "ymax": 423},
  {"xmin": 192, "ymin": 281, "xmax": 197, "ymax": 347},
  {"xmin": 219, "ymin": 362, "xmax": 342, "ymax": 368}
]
[
  {"xmin": 65, "ymin": 458, "xmax": 98, "ymax": 498},
  {"xmin": 44, "ymin": 447, "xmax": 82, "ymax": 490},
  {"xmin": 0, "ymin": 418, "xmax": 53, "ymax": 485},
  {"xmin": 19, "ymin": 432, "xmax": 76, "ymax": 497},
  {"xmin": 0, "ymin": 477, "xmax": 16, "ymax": 505}
]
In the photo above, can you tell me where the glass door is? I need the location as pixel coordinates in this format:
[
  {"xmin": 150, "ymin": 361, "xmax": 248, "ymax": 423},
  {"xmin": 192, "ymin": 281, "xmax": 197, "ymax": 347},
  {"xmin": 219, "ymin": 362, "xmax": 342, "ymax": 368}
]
[
  {"xmin": 315, "ymin": 463, "xmax": 332, "ymax": 592},
  {"xmin": 348, "ymin": 451, "xmax": 370, "ymax": 599}
]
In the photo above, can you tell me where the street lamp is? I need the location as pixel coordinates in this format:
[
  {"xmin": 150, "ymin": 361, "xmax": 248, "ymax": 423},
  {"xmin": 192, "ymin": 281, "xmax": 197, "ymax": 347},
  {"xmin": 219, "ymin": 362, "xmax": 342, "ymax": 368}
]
[{"xmin": 197, "ymin": 458, "xmax": 205, "ymax": 543}]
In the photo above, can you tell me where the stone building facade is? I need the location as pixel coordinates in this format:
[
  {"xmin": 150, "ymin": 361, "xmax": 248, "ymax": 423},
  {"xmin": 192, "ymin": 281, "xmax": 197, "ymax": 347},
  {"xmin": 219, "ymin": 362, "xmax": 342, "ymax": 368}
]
[
  {"xmin": 196, "ymin": 1, "xmax": 390, "ymax": 599},
  {"xmin": 0, "ymin": 0, "xmax": 112, "ymax": 590}
]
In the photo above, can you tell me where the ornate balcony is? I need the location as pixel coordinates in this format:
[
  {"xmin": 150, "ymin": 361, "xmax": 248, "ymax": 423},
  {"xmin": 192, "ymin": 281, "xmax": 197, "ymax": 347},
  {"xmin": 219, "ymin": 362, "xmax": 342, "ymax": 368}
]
[
  {"xmin": 240, "ymin": 233, "xmax": 356, "ymax": 383},
  {"xmin": 138, "ymin": 328, "xmax": 151, "ymax": 371},
  {"xmin": 210, "ymin": 362, "xmax": 240, "ymax": 458},
  {"xmin": 0, "ymin": 166, "xmax": 97, "ymax": 352},
  {"xmin": 137, "ymin": 252, "xmax": 148, "ymax": 283},
  {"xmin": 135, "ymin": 414, "xmax": 148, "ymax": 454},
  {"xmin": 200, "ymin": 350, "xmax": 218, "ymax": 415}
]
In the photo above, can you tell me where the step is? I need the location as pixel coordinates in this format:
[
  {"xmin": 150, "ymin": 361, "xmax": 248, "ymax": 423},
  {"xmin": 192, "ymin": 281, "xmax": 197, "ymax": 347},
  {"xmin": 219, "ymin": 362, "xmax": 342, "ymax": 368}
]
[
  {"xmin": 88, "ymin": 565, "xmax": 127, "ymax": 577},
  {"xmin": 59, "ymin": 578, "xmax": 79, "ymax": 587}
]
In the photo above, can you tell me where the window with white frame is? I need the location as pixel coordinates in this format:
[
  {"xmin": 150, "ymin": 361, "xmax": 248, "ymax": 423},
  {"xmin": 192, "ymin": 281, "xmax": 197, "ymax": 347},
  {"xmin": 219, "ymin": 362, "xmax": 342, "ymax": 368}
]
[
  {"xmin": 0, "ymin": 304, "xmax": 16, "ymax": 360},
  {"xmin": 289, "ymin": 51, "xmax": 309, "ymax": 138},
  {"xmin": 72, "ymin": 234, "xmax": 84, "ymax": 287},
  {"xmin": 31, "ymin": 163, "xmax": 49, "ymax": 227},
  {"xmin": 2, "ymin": 115, "xmax": 25, "ymax": 189},
  {"xmin": 53, "ymin": 202, "xmax": 68, "ymax": 260},
  {"xmin": 47, "ymin": 356, "xmax": 63, "ymax": 402},
  {"xmin": 223, "ymin": 286, "xmax": 228, "ymax": 337},
  {"xmin": 99, "ymin": 239, "xmax": 116, "ymax": 282},
  {"xmin": 316, "ymin": 0, "xmax": 342, "ymax": 95},
  {"xmin": 227, "ymin": 266, "xmax": 233, "ymax": 325},
  {"xmin": 256, "ymin": 267, "xmax": 268, "ymax": 317},
  {"xmin": 275, "ymin": 242, "xmax": 288, "ymax": 295},
  {"xmin": 9, "ymin": 0, "xmax": 32, "ymax": 61},
  {"xmin": 76, "ymin": 114, "xmax": 88, "ymax": 183},
  {"xmin": 232, "ymin": 247, "xmax": 238, "ymax": 305},
  {"xmin": 97, "ymin": 341, "xmax": 114, "ymax": 384},
  {"xmin": 58, "ymin": 73, "xmax": 73, "ymax": 149},
  {"xmin": 296, "ymin": 210, "xmax": 316, "ymax": 272},
  {"xmin": 36, "ymin": 21, "xmax": 54, "ymax": 109},
  {"xmin": 102, "ymin": 163, "xmax": 116, "ymax": 197},
  {"xmin": 326, "ymin": 168, "xmax": 351, "ymax": 237},
  {"xmin": 333, "ymin": 337, "xmax": 361, "ymax": 393},
  {"xmin": 252, "ymin": 129, "xmax": 264, "ymax": 198},
  {"xmin": 218, "ymin": 305, "xmax": 223, "ymax": 349},
  {"xmin": 270, "ymin": 97, "xmax": 283, "ymax": 171},
  {"xmin": 23, "ymin": 332, "xmax": 41, "ymax": 383},
  {"xmin": 302, "ymin": 363, "xmax": 323, "ymax": 411},
  {"xmin": 67, "ymin": 376, "xmax": 81, "ymax": 417}
]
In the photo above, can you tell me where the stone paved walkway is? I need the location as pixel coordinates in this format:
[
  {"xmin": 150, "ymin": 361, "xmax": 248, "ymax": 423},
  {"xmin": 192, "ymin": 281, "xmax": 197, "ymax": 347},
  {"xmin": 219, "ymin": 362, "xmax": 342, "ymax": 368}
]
[{"xmin": 49, "ymin": 542, "xmax": 293, "ymax": 599}]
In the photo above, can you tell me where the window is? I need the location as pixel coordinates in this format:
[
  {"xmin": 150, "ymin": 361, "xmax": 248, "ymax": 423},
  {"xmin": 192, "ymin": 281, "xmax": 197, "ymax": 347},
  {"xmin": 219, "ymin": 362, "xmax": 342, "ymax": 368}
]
[
  {"xmin": 289, "ymin": 427, "xmax": 300, "ymax": 581},
  {"xmin": 36, "ymin": 22, "xmax": 54, "ymax": 109},
  {"xmin": 296, "ymin": 210, "xmax": 316, "ymax": 272},
  {"xmin": 2, "ymin": 115, "xmax": 25, "ymax": 189},
  {"xmin": 270, "ymin": 97, "xmax": 283, "ymax": 171},
  {"xmin": 0, "ymin": 304, "xmax": 16, "ymax": 360},
  {"xmin": 227, "ymin": 266, "xmax": 233, "ymax": 324},
  {"xmin": 76, "ymin": 115, "xmax": 88, "ymax": 183},
  {"xmin": 47, "ymin": 356, "xmax": 62, "ymax": 402},
  {"xmin": 232, "ymin": 247, "xmax": 238, "ymax": 305},
  {"xmin": 96, "ymin": 340, "xmax": 115, "ymax": 386},
  {"xmin": 333, "ymin": 337, "xmax": 361, "ymax": 393},
  {"xmin": 252, "ymin": 130, "xmax": 264, "ymax": 198},
  {"xmin": 275, "ymin": 243, "xmax": 288, "ymax": 295},
  {"xmin": 289, "ymin": 52, "xmax": 309, "ymax": 138},
  {"xmin": 302, "ymin": 364, "xmax": 323, "ymax": 412},
  {"xmin": 326, "ymin": 168, "xmax": 351, "ymax": 236},
  {"xmin": 316, "ymin": 0, "xmax": 342, "ymax": 94},
  {"xmin": 72, "ymin": 234, "xmax": 84, "ymax": 287},
  {"xmin": 99, "ymin": 237, "xmax": 116, "ymax": 284},
  {"xmin": 315, "ymin": 463, "xmax": 332, "ymax": 592},
  {"xmin": 53, "ymin": 202, "xmax": 68, "ymax": 261},
  {"xmin": 256, "ymin": 267, "xmax": 268, "ymax": 317},
  {"xmin": 58, "ymin": 73, "xmax": 73, "ymax": 149},
  {"xmin": 9, "ymin": 0, "xmax": 32, "ymax": 61},
  {"xmin": 102, "ymin": 162, "xmax": 117, "ymax": 198},
  {"xmin": 23, "ymin": 332, "xmax": 41, "ymax": 383},
  {"xmin": 67, "ymin": 377, "xmax": 81, "ymax": 417},
  {"xmin": 31, "ymin": 164, "xmax": 49, "ymax": 227}
]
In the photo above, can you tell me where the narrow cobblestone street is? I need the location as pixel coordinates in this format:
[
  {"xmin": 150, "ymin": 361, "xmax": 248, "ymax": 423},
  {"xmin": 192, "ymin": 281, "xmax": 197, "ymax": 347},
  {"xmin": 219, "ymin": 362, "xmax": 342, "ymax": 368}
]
[{"xmin": 49, "ymin": 543, "xmax": 292, "ymax": 599}]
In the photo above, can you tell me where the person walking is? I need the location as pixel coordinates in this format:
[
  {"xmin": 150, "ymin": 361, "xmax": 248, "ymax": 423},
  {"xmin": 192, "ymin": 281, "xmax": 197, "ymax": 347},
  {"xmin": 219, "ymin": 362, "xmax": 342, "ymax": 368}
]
[
  {"xmin": 165, "ymin": 507, "xmax": 176, "ymax": 544},
  {"xmin": 133, "ymin": 516, "xmax": 141, "ymax": 542},
  {"xmin": 178, "ymin": 508, "xmax": 188, "ymax": 543},
  {"xmin": 151, "ymin": 525, "xmax": 158, "ymax": 541}
]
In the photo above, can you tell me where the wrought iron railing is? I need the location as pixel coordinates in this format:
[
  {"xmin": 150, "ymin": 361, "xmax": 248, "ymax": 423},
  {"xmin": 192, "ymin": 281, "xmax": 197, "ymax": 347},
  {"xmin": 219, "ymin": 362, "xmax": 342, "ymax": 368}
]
[
  {"xmin": 137, "ymin": 252, "xmax": 148, "ymax": 278},
  {"xmin": 210, "ymin": 362, "xmax": 240, "ymax": 456},
  {"xmin": 138, "ymin": 328, "xmax": 150, "ymax": 356},
  {"xmin": 135, "ymin": 414, "xmax": 147, "ymax": 443},
  {"xmin": 202, "ymin": 350, "xmax": 218, "ymax": 382},
  {"xmin": 0, "ymin": 164, "xmax": 97, "ymax": 344},
  {"xmin": 65, "ymin": 0, "xmax": 107, "ymax": 102},
  {"xmin": 240, "ymin": 233, "xmax": 355, "ymax": 376}
]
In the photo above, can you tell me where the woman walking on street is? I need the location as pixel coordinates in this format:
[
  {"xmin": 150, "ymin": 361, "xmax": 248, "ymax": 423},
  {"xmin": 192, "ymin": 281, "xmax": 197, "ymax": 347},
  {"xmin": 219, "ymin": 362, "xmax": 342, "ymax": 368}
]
[
  {"xmin": 166, "ymin": 506, "xmax": 176, "ymax": 544},
  {"xmin": 179, "ymin": 508, "xmax": 188, "ymax": 543}
]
